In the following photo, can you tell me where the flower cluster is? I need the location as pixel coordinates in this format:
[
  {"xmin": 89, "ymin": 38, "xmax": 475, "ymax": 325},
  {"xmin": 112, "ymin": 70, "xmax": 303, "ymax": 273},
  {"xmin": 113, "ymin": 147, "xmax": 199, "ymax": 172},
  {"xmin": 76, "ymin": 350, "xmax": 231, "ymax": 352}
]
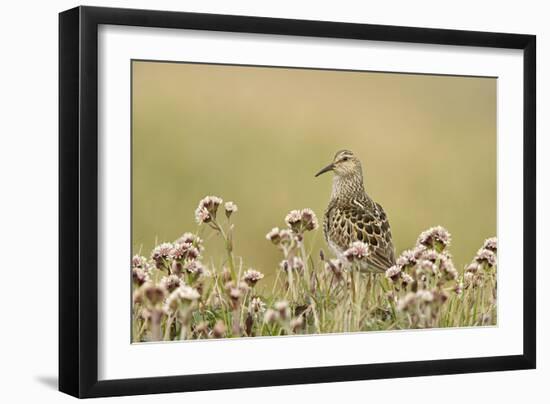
[
  {"xmin": 151, "ymin": 242, "xmax": 173, "ymax": 267},
  {"xmin": 397, "ymin": 289, "xmax": 448, "ymax": 312},
  {"xmin": 264, "ymin": 300, "xmax": 291, "ymax": 323},
  {"xmin": 170, "ymin": 242, "xmax": 200, "ymax": 262},
  {"xmin": 133, "ymin": 196, "xmax": 497, "ymax": 341},
  {"xmin": 163, "ymin": 284, "xmax": 201, "ymax": 313},
  {"xmin": 463, "ymin": 237, "xmax": 498, "ymax": 289},
  {"xmin": 224, "ymin": 280, "xmax": 250, "ymax": 311},
  {"xmin": 417, "ymin": 226, "xmax": 451, "ymax": 252},
  {"xmin": 141, "ymin": 283, "xmax": 167, "ymax": 308},
  {"xmin": 279, "ymin": 256, "xmax": 304, "ymax": 274},
  {"xmin": 267, "ymin": 209, "xmax": 318, "ymax": 248},
  {"xmin": 132, "ymin": 255, "xmax": 151, "ymax": 286},
  {"xmin": 131, "ymin": 220, "xmax": 212, "ymax": 340},
  {"xmin": 194, "ymin": 195, "xmax": 223, "ymax": 224},
  {"xmin": 243, "ymin": 268, "xmax": 264, "ymax": 286},
  {"xmin": 160, "ymin": 274, "xmax": 182, "ymax": 292},
  {"xmin": 249, "ymin": 297, "xmax": 266, "ymax": 314},
  {"xmin": 482, "ymin": 237, "xmax": 497, "ymax": 253},
  {"xmin": 224, "ymin": 201, "xmax": 238, "ymax": 218},
  {"xmin": 385, "ymin": 243, "xmax": 458, "ymax": 290},
  {"xmin": 150, "ymin": 231, "xmax": 206, "ymax": 280},
  {"xmin": 284, "ymin": 208, "xmax": 319, "ymax": 233},
  {"xmin": 132, "ymin": 255, "xmax": 149, "ymax": 269},
  {"xmin": 176, "ymin": 232, "xmax": 204, "ymax": 248},
  {"xmin": 266, "ymin": 208, "xmax": 319, "ymax": 302},
  {"xmin": 384, "ymin": 226, "xmax": 460, "ymax": 328},
  {"xmin": 343, "ymin": 241, "xmax": 370, "ymax": 263},
  {"xmin": 266, "ymin": 227, "xmax": 294, "ymax": 247}
]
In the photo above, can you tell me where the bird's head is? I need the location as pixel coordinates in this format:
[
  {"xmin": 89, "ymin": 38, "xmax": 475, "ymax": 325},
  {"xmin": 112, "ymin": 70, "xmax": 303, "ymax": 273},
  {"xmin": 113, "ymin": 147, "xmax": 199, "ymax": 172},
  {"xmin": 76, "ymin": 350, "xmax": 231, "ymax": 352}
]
[{"xmin": 315, "ymin": 150, "xmax": 362, "ymax": 179}]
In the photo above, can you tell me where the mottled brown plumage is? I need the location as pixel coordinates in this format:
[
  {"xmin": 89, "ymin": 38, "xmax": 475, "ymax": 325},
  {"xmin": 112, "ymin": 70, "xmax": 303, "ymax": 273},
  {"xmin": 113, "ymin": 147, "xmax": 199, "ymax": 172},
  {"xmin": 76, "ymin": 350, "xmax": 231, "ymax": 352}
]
[{"xmin": 315, "ymin": 150, "xmax": 395, "ymax": 272}]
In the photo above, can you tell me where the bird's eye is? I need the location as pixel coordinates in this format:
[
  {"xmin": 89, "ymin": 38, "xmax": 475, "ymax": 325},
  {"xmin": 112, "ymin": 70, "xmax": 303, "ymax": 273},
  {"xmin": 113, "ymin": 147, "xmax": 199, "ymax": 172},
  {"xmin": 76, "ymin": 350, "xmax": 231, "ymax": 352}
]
[{"xmin": 342, "ymin": 157, "xmax": 349, "ymax": 162}]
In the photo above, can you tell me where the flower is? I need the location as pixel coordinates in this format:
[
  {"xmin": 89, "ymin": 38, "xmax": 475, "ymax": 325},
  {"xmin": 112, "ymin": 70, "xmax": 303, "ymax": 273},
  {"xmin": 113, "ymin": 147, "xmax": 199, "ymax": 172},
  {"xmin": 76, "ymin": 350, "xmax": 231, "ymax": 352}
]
[
  {"xmin": 482, "ymin": 237, "xmax": 497, "ymax": 253},
  {"xmin": 176, "ymin": 232, "xmax": 202, "ymax": 246},
  {"xmin": 132, "ymin": 255, "xmax": 148, "ymax": 269},
  {"xmin": 285, "ymin": 209, "xmax": 319, "ymax": 233},
  {"xmin": 475, "ymin": 248, "xmax": 497, "ymax": 267},
  {"xmin": 463, "ymin": 272, "xmax": 481, "ymax": 288},
  {"xmin": 163, "ymin": 292, "xmax": 178, "ymax": 313},
  {"xmin": 132, "ymin": 267, "xmax": 150, "ymax": 286},
  {"xmin": 278, "ymin": 229, "xmax": 294, "ymax": 246},
  {"xmin": 164, "ymin": 284, "xmax": 201, "ymax": 312},
  {"xmin": 224, "ymin": 201, "xmax": 238, "ymax": 218},
  {"xmin": 300, "ymin": 208, "xmax": 319, "ymax": 231},
  {"xmin": 243, "ymin": 269, "xmax": 264, "ymax": 286},
  {"xmin": 285, "ymin": 210, "xmax": 302, "ymax": 230},
  {"xmin": 171, "ymin": 261, "xmax": 183, "ymax": 276},
  {"xmin": 195, "ymin": 195, "xmax": 223, "ymax": 224},
  {"xmin": 417, "ymin": 290, "xmax": 434, "ymax": 302},
  {"xmin": 279, "ymin": 259, "xmax": 290, "ymax": 272},
  {"xmin": 439, "ymin": 256, "xmax": 458, "ymax": 281},
  {"xmin": 175, "ymin": 233, "xmax": 204, "ymax": 253},
  {"xmin": 143, "ymin": 283, "xmax": 167, "ymax": 306},
  {"xmin": 151, "ymin": 242, "xmax": 173, "ymax": 262},
  {"xmin": 194, "ymin": 207, "xmax": 210, "ymax": 224},
  {"xmin": 170, "ymin": 242, "xmax": 200, "ymax": 262},
  {"xmin": 416, "ymin": 259, "xmax": 437, "ymax": 277},
  {"xmin": 417, "ymin": 226, "xmax": 451, "ymax": 250},
  {"xmin": 160, "ymin": 274, "xmax": 181, "ymax": 292},
  {"xmin": 184, "ymin": 260, "xmax": 206, "ymax": 275},
  {"xmin": 343, "ymin": 241, "xmax": 370, "ymax": 262},
  {"xmin": 228, "ymin": 286, "xmax": 242, "ymax": 301},
  {"xmin": 187, "ymin": 246, "xmax": 200, "ymax": 260},
  {"xmin": 397, "ymin": 290, "xmax": 435, "ymax": 311},
  {"xmin": 412, "ymin": 245, "xmax": 427, "ymax": 260},
  {"xmin": 178, "ymin": 284, "xmax": 201, "ymax": 301},
  {"xmin": 401, "ymin": 273, "xmax": 414, "ymax": 285},
  {"xmin": 454, "ymin": 282, "xmax": 464, "ymax": 295},
  {"xmin": 385, "ymin": 265, "xmax": 401, "ymax": 282},
  {"xmin": 169, "ymin": 242, "xmax": 191, "ymax": 261},
  {"xmin": 264, "ymin": 309, "xmax": 279, "ymax": 324},
  {"xmin": 396, "ymin": 249, "xmax": 417, "ymax": 268},
  {"xmin": 250, "ymin": 297, "xmax": 266, "ymax": 314},
  {"xmin": 225, "ymin": 281, "xmax": 249, "ymax": 307},
  {"xmin": 274, "ymin": 300, "xmax": 290, "ymax": 319},
  {"xmin": 397, "ymin": 292, "xmax": 416, "ymax": 311},
  {"xmin": 266, "ymin": 227, "xmax": 281, "ymax": 244},
  {"xmin": 420, "ymin": 249, "xmax": 439, "ymax": 263},
  {"xmin": 465, "ymin": 262, "xmax": 479, "ymax": 273}
]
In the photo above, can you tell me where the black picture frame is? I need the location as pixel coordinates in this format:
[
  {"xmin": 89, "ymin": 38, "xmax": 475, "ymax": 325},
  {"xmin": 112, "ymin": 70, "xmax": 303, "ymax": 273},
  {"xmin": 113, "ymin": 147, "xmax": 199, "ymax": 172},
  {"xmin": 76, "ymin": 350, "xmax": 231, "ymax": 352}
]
[{"xmin": 59, "ymin": 5, "xmax": 536, "ymax": 398}]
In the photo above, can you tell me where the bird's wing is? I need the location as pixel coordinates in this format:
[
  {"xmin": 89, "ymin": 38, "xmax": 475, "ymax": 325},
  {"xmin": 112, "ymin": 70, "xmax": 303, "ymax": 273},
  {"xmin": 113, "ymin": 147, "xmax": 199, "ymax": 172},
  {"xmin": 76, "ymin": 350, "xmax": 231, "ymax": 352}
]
[{"xmin": 326, "ymin": 200, "xmax": 395, "ymax": 272}]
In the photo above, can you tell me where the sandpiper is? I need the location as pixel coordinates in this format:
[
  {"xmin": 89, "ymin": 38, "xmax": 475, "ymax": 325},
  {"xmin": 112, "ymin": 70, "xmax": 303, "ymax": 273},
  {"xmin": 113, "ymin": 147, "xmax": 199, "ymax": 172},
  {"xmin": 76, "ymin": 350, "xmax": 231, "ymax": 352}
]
[{"xmin": 315, "ymin": 150, "xmax": 396, "ymax": 272}]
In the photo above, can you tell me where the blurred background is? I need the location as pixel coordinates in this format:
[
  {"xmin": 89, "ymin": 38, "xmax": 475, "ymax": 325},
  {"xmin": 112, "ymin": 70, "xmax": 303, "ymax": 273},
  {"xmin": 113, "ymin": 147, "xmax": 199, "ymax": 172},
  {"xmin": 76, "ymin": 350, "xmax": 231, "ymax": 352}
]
[{"xmin": 132, "ymin": 61, "xmax": 496, "ymax": 285}]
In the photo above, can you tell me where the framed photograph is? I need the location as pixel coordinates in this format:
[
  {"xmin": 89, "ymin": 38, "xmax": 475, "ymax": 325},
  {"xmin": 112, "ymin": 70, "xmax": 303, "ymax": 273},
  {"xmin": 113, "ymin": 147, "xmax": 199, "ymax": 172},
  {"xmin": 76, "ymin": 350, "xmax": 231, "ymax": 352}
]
[{"xmin": 59, "ymin": 6, "xmax": 536, "ymax": 398}]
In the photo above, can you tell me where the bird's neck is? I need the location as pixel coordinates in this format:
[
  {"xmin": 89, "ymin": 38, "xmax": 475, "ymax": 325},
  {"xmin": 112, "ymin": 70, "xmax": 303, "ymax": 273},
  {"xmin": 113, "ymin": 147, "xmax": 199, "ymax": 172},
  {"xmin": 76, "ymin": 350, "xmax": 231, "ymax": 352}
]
[{"xmin": 331, "ymin": 173, "xmax": 366, "ymax": 203}]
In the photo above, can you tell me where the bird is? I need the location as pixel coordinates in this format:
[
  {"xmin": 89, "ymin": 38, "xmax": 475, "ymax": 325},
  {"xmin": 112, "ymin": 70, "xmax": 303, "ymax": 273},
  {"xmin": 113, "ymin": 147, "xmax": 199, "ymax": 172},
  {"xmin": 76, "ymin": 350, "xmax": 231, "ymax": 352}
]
[{"xmin": 315, "ymin": 149, "xmax": 395, "ymax": 272}]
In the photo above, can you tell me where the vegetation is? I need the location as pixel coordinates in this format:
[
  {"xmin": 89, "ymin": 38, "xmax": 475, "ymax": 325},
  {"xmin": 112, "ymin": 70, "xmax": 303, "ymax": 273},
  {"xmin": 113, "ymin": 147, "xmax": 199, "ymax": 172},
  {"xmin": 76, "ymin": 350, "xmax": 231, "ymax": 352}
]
[{"xmin": 132, "ymin": 196, "xmax": 497, "ymax": 342}]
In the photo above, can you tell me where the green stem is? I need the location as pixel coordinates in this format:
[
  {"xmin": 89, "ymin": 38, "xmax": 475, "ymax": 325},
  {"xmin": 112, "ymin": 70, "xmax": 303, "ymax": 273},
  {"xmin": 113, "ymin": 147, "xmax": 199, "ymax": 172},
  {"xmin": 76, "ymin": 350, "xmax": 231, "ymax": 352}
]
[{"xmin": 211, "ymin": 218, "xmax": 237, "ymax": 281}]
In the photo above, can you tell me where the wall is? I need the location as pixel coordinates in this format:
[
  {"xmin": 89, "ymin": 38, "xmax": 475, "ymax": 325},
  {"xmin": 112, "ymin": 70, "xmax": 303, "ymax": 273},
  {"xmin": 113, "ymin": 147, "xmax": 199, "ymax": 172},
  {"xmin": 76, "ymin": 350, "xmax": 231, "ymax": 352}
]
[{"xmin": 0, "ymin": 1, "xmax": 546, "ymax": 402}]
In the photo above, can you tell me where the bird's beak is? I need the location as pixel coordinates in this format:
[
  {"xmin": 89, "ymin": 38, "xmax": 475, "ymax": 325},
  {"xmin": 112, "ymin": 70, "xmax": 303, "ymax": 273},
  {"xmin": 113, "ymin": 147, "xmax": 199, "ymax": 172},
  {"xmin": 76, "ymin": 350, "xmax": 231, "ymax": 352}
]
[{"xmin": 315, "ymin": 163, "xmax": 334, "ymax": 177}]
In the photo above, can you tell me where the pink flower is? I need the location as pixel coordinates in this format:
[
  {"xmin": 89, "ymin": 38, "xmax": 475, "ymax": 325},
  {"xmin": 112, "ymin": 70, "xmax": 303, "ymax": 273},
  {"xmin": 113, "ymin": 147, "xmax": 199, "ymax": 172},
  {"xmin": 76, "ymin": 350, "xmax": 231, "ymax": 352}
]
[{"xmin": 344, "ymin": 241, "xmax": 370, "ymax": 262}]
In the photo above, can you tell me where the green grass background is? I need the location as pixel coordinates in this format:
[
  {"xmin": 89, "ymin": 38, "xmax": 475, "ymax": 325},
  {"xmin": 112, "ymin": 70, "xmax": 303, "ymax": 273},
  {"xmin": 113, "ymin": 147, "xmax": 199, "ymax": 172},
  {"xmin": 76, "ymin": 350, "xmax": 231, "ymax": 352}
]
[{"xmin": 132, "ymin": 61, "xmax": 496, "ymax": 285}]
